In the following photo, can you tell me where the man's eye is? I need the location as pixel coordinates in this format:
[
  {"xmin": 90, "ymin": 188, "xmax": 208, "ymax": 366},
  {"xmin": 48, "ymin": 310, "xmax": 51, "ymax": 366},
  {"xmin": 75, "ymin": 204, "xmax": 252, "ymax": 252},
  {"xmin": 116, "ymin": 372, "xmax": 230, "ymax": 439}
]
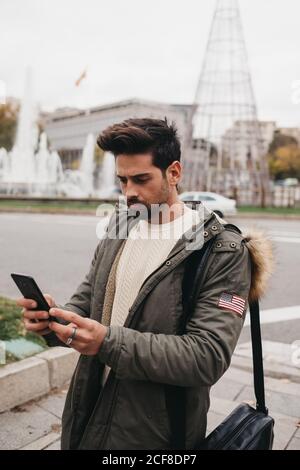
[{"xmin": 134, "ymin": 178, "xmax": 149, "ymax": 184}]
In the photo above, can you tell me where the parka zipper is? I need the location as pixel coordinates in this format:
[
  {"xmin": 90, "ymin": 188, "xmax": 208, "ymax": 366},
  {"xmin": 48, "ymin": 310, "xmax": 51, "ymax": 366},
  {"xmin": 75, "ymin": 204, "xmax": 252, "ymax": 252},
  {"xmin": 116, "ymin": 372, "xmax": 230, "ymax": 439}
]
[
  {"xmin": 125, "ymin": 219, "xmax": 214, "ymax": 324},
  {"xmin": 98, "ymin": 214, "xmax": 218, "ymax": 448}
]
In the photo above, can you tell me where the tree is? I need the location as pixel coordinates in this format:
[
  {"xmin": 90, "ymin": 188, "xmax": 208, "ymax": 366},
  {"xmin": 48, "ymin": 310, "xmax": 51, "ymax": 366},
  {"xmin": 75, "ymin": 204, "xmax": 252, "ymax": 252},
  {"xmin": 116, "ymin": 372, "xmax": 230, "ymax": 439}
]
[
  {"xmin": 0, "ymin": 102, "xmax": 18, "ymax": 150},
  {"xmin": 268, "ymin": 143, "xmax": 300, "ymax": 180},
  {"xmin": 268, "ymin": 131, "xmax": 298, "ymax": 154}
]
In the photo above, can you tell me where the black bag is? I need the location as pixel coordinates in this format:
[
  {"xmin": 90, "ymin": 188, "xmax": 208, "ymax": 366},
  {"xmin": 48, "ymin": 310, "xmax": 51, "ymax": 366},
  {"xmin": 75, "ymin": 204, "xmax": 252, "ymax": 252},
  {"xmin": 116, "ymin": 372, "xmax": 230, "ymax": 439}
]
[{"xmin": 165, "ymin": 223, "xmax": 275, "ymax": 450}]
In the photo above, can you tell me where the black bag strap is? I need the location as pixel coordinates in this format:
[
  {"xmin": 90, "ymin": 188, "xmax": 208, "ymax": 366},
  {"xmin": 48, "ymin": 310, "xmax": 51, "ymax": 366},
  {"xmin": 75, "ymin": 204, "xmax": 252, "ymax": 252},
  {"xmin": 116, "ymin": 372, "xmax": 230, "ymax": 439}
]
[
  {"xmin": 165, "ymin": 224, "xmax": 268, "ymax": 450},
  {"xmin": 250, "ymin": 299, "xmax": 267, "ymax": 414},
  {"xmin": 220, "ymin": 227, "xmax": 267, "ymax": 415}
]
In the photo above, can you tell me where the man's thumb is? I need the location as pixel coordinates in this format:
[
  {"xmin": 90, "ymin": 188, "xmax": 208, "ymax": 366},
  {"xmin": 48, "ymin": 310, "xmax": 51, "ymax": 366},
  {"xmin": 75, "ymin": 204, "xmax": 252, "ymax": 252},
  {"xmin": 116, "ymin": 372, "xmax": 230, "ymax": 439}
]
[{"xmin": 43, "ymin": 293, "xmax": 55, "ymax": 308}]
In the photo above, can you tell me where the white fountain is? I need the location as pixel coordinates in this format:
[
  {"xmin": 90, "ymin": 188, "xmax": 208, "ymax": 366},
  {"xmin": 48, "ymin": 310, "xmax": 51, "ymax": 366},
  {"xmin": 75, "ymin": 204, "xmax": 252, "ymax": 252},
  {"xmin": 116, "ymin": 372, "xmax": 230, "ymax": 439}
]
[
  {"xmin": 0, "ymin": 69, "xmax": 118, "ymax": 199},
  {"xmin": 97, "ymin": 151, "xmax": 117, "ymax": 198},
  {"xmin": 60, "ymin": 133, "xmax": 95, "ymax": 198},
  {"xmin": 34, "ymin": 132, "xmax": 65, "ymax": 195},
  {"xmin": 79, "ymin": 133, "xmax": 95, "ymax": 196},
  {"xmin": 0, "ymin": 69, "xmax": 65, "ymax": 195},
  {"xmin": 0, "ymin": 69, "xmax": 39, "ymax": 193}
]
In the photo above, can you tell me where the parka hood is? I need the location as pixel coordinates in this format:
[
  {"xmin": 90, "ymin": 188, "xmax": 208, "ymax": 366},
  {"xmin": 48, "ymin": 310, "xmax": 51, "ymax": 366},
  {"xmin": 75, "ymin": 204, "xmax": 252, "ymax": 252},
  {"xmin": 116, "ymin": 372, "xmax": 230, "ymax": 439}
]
[{"xmin": 242, "ymin": 228, "xmax": 275, "ymax": 303}]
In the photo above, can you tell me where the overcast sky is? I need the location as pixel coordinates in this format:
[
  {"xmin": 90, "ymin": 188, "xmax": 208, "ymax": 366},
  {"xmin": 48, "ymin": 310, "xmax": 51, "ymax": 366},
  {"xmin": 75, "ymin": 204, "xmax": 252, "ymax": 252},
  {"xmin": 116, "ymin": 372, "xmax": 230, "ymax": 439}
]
[{"xmin": 1, "ymin": 0, "xmax": 300, "ymax": 126}]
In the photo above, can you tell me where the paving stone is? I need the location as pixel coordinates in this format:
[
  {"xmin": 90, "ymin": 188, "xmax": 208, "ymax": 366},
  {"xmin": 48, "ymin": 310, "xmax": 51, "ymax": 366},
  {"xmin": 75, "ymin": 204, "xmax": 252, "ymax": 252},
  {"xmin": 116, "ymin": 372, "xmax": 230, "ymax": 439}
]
[
  {"xmin": 37, "ymin": 390, "xmax": 67, "ymax": 419},
  {"xmin": 210, "ymin": 378, "xmax": 245, "ymax": 401},
  {"xmin": 222, "ymin": 367, "xmax": 253, "ymax": 386},
  {"xmin": 264, "ymin": 376, "xmax": 300, "ymax": 397},
  {"xmin": 208, "ymin": 397, "xmax": 297, "ymax": 450},
  {"xmin": 43, "ymin": 438, "xmax": 61, "ymax": 450},
  {"xmin": 209, "ymin": 396, "xmax": 241, "ymax": 416},
  {"xmin": 231, "ymin": 355, "xmax": 300, "ymax": 384},
  {"xmin": 20, "ymin": 432, "xmax": 61, "ymax": 450},
  {"xmin": 236, "ymin": 386, "xmax": 300, "ymax": 419},
  {"xmin": 271, "ymin": 411, "xmax": 300, "ymax": 450},
  {"xmin": 206, "ymin": 411, "xmax": 226, "ymax": 434},
  {"xmin": 0, "ymin": 403, "xmax": 60, "ymax": 450},
  {"xmin": 286, "ymin": 437, "xmax": 300, "ymax": 450},
  {"xmin": 1, "ymin": 360, "xmax": 298, "ymax": 450}
]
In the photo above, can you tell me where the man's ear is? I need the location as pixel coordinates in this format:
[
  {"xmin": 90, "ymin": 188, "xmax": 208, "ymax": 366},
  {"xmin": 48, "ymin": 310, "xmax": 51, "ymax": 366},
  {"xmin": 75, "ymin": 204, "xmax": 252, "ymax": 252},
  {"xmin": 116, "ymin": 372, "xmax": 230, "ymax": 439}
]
[{"xmin": 167, "ymin": 161, "xmax": 182, "ymax": 187}]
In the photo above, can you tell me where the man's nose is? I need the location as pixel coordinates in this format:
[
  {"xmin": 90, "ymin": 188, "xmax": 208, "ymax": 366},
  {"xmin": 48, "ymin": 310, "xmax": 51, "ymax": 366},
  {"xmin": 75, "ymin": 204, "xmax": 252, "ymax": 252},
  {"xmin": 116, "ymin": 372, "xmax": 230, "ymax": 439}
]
[{"xmin": 125, "ymin": 183, "xmax": 138, "ymax": 199}]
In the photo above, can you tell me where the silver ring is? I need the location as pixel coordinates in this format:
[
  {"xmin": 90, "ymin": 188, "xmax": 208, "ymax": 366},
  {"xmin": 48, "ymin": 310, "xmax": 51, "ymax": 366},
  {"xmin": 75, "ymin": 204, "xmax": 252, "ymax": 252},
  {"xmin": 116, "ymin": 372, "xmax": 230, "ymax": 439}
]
[{"xmin": 66, "ymin": 326, "xmax": 77, "ymax": 345}]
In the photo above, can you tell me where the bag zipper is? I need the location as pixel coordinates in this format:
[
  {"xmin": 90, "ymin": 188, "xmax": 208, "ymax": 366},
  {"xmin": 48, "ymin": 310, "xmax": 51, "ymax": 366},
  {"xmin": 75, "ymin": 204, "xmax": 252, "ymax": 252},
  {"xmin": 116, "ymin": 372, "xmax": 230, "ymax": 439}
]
[
  {"xmin": 213, "ymin": 412, "xmax": 257, "ymax": 450},
  {"xmin": 243, "ymin": 419, "xmax": 274, "ymax": 450}
]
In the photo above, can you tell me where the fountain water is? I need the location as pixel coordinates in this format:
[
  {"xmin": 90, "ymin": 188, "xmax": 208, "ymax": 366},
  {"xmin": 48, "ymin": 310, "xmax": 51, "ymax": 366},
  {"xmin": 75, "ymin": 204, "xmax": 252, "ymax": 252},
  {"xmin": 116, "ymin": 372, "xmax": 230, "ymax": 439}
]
[
  {"xmin": 0, "ymin": 70, "xmax": 118, "ymax": 198},
  {"xmin": 97, "ymin": 151, "xmax": 117, "ymax": 198},
  {"xmin": 60, "ymin": 133, "xmax": 95, "ymax": 198},
  {"xmin": 33, "ymin": 132, "xmax": 65, "ymax": 195},
  {"xmin": 0, "ymin": 69, "xmax": 67, "ymax": 195},
  {"xmin": 9, "ymin": 68, "xmax": 38, "ymax": 185},
  {"xmin": 0, "ymin": 69, "xmax": 38, "ymax": 193},
  {"xmin": 79, "ymin": 133, "xmax": 95, "ymax": 196}
]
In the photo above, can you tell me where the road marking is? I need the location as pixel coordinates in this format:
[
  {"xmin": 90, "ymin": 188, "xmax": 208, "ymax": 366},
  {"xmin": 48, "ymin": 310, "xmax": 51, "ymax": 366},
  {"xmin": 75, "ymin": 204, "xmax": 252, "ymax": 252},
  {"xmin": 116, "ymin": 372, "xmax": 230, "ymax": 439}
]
[
  {"xmin": 271, "ymin": 236, "xmax": 300, "ymax": 244},
  {"xmin": 271, "ymin": 231, "xmax": 300, "ymax": 237},
  {"xmin": 244, "ymin": 305, "xmax": 300, "ymax": 326}
]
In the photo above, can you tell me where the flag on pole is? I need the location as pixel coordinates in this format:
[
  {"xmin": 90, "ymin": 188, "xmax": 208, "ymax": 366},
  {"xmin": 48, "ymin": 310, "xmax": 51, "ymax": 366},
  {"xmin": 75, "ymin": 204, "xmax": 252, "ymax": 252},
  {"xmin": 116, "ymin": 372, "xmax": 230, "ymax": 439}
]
[{"xmin": 75, "ymin": 68, "xmax": 87, "ymax": 87}]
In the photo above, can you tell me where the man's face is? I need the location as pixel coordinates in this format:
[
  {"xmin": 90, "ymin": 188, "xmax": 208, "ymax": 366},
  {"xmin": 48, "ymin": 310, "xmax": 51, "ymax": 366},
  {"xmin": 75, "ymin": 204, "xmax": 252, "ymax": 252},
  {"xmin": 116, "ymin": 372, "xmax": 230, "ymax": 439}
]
[{"xmin": 116, "ymin": 153, "xmax": 173, "ymax": 214}]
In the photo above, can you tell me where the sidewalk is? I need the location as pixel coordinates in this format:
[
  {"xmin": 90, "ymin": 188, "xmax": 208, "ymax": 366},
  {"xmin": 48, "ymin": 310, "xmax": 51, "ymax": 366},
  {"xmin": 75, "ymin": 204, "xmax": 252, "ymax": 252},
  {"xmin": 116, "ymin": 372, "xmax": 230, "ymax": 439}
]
[
  {"xmin": 207, "ymin": 366, "xmax": 300, "ymax": 450},
  {"xmin": 0, "ymin": 359, "xmax": 299, "ymax": 450}
]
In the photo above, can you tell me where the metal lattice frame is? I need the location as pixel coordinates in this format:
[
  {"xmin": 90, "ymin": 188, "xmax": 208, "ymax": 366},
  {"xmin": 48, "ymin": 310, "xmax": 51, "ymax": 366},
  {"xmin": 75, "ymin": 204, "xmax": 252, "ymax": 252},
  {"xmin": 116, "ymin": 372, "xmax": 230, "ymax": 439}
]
[{"xmin": 183, "ymin": 0, "xmax": 270, "ymax": 206}]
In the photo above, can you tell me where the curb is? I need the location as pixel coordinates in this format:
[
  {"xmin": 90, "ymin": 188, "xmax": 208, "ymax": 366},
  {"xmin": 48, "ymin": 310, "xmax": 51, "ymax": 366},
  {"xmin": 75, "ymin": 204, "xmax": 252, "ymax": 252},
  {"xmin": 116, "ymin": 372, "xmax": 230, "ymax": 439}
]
[
  {"xmin": 1, "ymin": 207, "xmax": 300, "ymax": 220},
  {"xmin": 229, "ymin": 213, "xmax": 300, "ymax": 221},
  {"xmin": 231, "ymin": 355, "xmax": 300, "ymax": 384},
  {"xmin": 0, "ymin": 208, "xmax": 96, "ymax": 216},
  {"xmin": 1, "ymin": 341, "xmax": 299, "ymax": 413},
  {"xmin": 0, "ymin": 348, "xmax": 79, "ymax": 413},
  {"xmin": 232, "ymin": 341, "xmax": 300, "ymax": 384}
]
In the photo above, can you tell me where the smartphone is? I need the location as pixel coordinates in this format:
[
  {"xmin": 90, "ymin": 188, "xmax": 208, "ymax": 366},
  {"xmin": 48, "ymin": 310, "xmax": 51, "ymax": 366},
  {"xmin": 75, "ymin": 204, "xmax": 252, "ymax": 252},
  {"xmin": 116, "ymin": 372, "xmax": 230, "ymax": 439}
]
[{"xmin": 11, "ymin": 273, "xmax": 57, "ymax": 322}]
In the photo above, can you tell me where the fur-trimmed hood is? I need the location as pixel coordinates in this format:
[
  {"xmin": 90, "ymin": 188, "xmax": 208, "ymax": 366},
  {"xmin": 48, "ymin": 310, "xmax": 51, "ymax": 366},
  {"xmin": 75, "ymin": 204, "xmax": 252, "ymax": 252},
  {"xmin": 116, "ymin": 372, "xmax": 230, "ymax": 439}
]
[{"xmin": 242, "ymin": 228, "xmax": 275, "ymax": 303}]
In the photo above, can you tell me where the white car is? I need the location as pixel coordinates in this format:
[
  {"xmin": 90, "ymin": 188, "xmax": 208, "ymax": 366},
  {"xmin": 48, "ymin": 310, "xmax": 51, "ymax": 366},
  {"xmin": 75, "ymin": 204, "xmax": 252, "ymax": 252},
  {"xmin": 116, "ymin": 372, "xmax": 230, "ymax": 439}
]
[{"xmin": 179, "ymin": 191, "xmax": 237, "ymax": 218}]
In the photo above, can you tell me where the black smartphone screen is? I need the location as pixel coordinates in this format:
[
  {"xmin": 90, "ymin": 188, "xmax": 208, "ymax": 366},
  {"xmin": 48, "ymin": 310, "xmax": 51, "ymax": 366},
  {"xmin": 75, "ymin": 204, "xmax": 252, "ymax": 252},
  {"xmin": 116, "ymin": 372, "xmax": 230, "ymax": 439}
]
[{"xmin": 11, "ymin": 273, "xmax": 52, "ymax": 319}]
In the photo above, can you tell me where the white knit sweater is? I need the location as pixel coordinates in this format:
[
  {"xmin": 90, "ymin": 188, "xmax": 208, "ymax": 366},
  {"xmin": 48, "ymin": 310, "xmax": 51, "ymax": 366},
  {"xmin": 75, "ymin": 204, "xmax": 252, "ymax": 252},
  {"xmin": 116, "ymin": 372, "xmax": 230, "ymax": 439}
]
[{"xmin": 101, "ymin": 205, "xmax": 200, "ymax": 386}]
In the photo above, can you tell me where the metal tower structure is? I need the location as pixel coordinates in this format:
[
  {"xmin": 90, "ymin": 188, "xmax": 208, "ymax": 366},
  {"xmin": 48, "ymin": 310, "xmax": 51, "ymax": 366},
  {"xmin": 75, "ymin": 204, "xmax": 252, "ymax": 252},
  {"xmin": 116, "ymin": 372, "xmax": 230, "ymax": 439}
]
[{"xmin": 184, "ymin": 0, "xmax": 270, "ymax": 206}]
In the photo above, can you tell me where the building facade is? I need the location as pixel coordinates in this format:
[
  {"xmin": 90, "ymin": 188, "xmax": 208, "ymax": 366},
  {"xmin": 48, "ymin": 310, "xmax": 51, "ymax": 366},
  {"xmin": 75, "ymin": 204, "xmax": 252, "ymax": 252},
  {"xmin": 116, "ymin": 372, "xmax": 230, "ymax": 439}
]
[
  {"xmin": 43, "ymin": 98, "xmax": 194, "ymax": 168},
  {"xmin": 43, "ymin": 98, "xmax": 300, "ymax": 193}
]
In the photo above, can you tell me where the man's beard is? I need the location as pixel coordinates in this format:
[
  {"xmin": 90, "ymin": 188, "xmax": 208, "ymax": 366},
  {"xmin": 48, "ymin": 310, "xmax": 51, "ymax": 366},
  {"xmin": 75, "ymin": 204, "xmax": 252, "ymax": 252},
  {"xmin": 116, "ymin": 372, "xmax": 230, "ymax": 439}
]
[{"xmin": 127, "ymin": 181, "xmax": 170, "ymax": 222}]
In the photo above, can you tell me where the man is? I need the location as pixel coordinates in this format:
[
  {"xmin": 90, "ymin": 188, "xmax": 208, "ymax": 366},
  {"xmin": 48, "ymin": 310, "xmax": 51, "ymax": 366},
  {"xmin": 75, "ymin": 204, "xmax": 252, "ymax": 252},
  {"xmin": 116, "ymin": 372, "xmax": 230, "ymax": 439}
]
[{"xmin": 19, "ymin": 118, "xmax": 273, "ymax": 450}]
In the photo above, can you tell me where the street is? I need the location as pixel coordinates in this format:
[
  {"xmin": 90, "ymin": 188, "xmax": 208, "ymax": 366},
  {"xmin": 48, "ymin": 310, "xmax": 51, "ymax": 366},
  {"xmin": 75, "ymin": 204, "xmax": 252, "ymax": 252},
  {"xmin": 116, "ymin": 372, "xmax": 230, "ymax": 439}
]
[{"xmin": 0, "ymin": 212, "xmax": 299, "ymax": 345}]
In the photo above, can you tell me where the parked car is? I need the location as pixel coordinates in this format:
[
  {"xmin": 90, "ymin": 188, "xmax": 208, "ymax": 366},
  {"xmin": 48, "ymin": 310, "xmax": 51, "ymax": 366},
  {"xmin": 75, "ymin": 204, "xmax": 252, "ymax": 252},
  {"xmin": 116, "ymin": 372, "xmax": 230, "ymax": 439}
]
[
  {"xmin": 275, "ymin": 178, "xmax": 299, "ymax": 187},
  {"xmin": 282, "ymin": 178, "xmax": 298, "ymax": 187},
  {"xmin": 179, "ymin": 191, "xmax": 237, "ymax": 218}
]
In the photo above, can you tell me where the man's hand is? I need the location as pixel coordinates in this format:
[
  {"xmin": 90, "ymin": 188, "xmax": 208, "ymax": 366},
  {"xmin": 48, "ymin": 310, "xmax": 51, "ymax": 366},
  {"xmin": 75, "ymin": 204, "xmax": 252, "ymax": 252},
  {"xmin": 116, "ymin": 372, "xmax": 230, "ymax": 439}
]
[
  {"xmin": 18, "ymin": 293, "xmax": 55, "ymax": 336},
  {"xmin": 48, "ymin": 308, "xmax": 108, "ymax": 355}
]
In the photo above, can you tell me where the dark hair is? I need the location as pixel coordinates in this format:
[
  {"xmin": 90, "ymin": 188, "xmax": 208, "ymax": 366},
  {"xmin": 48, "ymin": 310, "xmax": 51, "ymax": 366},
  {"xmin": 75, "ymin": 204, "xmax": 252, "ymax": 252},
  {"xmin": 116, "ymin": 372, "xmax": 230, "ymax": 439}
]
[{"xmin": 97, "ymin": 117, "xmax": 181, "ymax": 171}]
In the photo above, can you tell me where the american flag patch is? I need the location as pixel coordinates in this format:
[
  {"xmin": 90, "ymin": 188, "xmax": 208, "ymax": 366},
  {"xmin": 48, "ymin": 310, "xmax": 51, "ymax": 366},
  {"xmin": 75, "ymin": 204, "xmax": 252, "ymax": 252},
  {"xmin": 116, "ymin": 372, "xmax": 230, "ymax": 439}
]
[{"xmin": 218, "ymin": 293, "xmax": 246, "ymax": 317}]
